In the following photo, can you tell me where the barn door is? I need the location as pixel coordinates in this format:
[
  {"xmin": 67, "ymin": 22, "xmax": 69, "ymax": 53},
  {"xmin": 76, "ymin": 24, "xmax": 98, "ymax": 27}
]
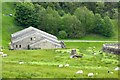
[{"xmin": 27, "ymin": 45, "xmax": 30, "ymax": 50}]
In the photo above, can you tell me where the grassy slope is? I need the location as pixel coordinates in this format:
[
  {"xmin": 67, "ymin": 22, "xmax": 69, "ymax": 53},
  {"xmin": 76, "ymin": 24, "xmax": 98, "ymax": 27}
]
[
  {"xmin": 0, "ymin": 1, "xmax": 2, "ymax": 46},
  {"xmin": 2, "ymin": 42, "xmax": 119, "ymax": 78},
  {"xmin": 2, "ymin": 2, "xmax": 23, "ymax": 49}
]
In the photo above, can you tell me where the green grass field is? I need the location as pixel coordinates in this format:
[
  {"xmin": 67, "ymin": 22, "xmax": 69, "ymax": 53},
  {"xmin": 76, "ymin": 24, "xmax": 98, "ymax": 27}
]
[
  {"xmin": 1, "ymin": 2, "xmax": 119, "ymax": 79},
  {"xmin": 2, "ymin": 42, "xmax": 119, "ymax": 78}
]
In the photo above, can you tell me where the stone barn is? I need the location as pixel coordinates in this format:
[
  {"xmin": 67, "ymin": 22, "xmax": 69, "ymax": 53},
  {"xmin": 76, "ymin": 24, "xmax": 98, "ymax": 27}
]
[{"xmin": 9, "ymin": 26, "xmax": 65, "ymax": 50}]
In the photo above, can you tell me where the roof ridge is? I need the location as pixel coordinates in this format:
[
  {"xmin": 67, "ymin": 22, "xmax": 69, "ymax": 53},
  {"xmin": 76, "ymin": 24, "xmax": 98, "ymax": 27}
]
[
  {"xmin": 12, "ymin": 32, "xmax": 60, "ymax": 44},
  {"xmin": 12, "ymin": 26, "xmax": 57, "ymax": 40}
]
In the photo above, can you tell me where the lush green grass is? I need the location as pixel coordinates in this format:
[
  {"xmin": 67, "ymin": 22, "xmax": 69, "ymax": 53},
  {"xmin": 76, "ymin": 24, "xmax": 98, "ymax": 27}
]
[
  {"xmin": 2, "ymin": 42, "xmax": 119, "ymax": 78},
  {"xmin": 2, "ymin": 2, "xmax": 23, "ymax": 49}
]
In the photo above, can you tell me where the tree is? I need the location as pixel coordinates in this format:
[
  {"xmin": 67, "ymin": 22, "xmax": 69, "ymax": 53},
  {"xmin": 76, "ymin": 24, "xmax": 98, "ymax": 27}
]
[
  {"xmin": 58, "ymin": 31, "xmax": 67, "ymax": 39},
  {"xmin": 15, "ymin": 2, "xmax": 36, "ymax": 27},
  {"xmin": 74, "ymin": 7, "xmax": 95, "ymax": 33},
  {"xmin": 93, "ymin": 14, "xmax": 114, "ymax": 37},
  {"xmin": 62, "ymin": 14, "xmax": 85, "ymax": 38},
  {"xmin": 93, "ymin": 14, "xmax": 105, "ymax": 35},
  {"xmin": 37, "ymin": 7, "xmax": 61, "ymax": 35},
  {"xmin": 103, "ymin": 16, "xmax": 114, "ymax": 37}
]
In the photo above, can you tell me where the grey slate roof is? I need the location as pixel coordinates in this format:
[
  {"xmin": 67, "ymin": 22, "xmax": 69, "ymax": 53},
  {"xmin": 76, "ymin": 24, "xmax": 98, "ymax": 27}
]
[
  {"xmin": 30, "ymin": 39, "xmax": 61, "ymax": 47},
  {"xmin": 12, "ymin": 32, "xmax": 60, "ymax": 44},
  {"xmin": 11, "ymin": 26, "xmax": 61, "ymax": 46},
  {"xmin": 11, "ymin": 26, "xmax": 57, "ymax": 41}
]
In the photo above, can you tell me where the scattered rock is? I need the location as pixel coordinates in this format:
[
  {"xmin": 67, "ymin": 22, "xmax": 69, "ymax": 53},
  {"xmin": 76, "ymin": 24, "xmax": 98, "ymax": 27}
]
[
  {"xmin": 76, "ymin": 70, "xmax": 83, "ymax": 74},
  {"xmin": 88, "ymin": 73, "xmax": 94, "ymax": 77}
]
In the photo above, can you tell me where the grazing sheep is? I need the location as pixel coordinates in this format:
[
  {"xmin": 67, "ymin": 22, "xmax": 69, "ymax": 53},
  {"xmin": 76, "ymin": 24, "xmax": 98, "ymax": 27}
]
[
  {"xmin": 65, "ymin": 64, "xmax": 69, "ymax": 67},
  {"xmin": 94, "ymin": 53, "xmax": 96, "ymax": 55},
  {"xmin": 0, "ymin": 52, "xmax": 3, "ymax": 55},
  {"xmin": 110, "ymin": 72, "xmax": 113, "ymax": 74},
  {"xmin": 1, "ymin": 54, "xmax": 7, "ymax": 57},
  {"xmin": 19, "ymin": 62, "xmax": 24, "ymax": 65},
  {"xmin": 9, "ymin": 14, "xmax": 12, "ymax": 16},
  {"xmin": 59, "ymin": 64, "xmax": 63, "ymax": 68},
  {"xmin": 55, "ymin": 50, "xmax": 61, "ymax": 53},
  {"xmin": 76, "ymin": 70, "xmax": 83, "ymax": 74},
  {"xmin": 114, "ymin": 67, "xmax": 119, "ymax": 71},
  {"xmin": 88, "ymin": 73, "xmax": 94, "ymax": 77}
]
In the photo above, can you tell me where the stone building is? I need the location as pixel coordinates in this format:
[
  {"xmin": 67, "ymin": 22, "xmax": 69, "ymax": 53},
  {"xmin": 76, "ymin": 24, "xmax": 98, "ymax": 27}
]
[{"xmin": 9, "ymin": 26, "xmax": 65, "ymax": 50}]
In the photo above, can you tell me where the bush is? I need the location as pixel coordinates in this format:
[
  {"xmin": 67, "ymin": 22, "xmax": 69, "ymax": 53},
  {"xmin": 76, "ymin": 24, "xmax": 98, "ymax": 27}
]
[{"xmin": 58, "ymin": 31, "xmax": 67, "ymax": 39}]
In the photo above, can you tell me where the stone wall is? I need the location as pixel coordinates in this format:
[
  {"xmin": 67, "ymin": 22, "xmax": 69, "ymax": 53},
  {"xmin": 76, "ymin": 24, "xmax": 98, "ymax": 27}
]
[{"xmin": 102, "ymin": 43, "xmax": 120, "ymax": 54}]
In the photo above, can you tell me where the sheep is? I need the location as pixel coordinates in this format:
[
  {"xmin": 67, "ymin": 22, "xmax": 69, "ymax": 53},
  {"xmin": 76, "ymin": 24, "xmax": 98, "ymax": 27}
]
[
  {"xmin": 64, "ymin": 64, "xmax": 69, "ymax": 67},
  {"xmin": 94, "ymin": 53, "xmax": 97, "ymax": 55},
  {"xmin": 114, "ymin": 67, "xmax": 119, "ymax": 71},
  {"xmin": 88, "ymin": 73, "xmax": 94, "ymax": 77},
  {"xmin": 19, "ymin": 62, "xmax": 24, "ymax": 65},
  {"xmin": 9, "ymin": 14, "xmax": 12, "ymax": 16},
  {"xmin": 76, "ymin": 70, "xmax": 83, "ymax": 74},
  {"xmin": 0, "ymin": 52, "xmax": 3, "ymax": 55},
  {"xmin": 55, "ymin": 50, "xmax": 61, "ymax": 53},
  {"xmin": 1, "ymin": 54, "xmax": 7, "ymax": 57},
  {"xmin": 110, "ymin": 72, "xmax": 113, "ymax": 74},
  {"xmin": 58, "ymin": 64, "xmax": 63, "ymax": 68}
]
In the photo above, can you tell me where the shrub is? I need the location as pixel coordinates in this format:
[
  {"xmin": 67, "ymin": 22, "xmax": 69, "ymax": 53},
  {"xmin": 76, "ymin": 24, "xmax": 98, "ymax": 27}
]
[{"xmin": 58, "ymin": 31, "xmax": 67, "ymax": 39}]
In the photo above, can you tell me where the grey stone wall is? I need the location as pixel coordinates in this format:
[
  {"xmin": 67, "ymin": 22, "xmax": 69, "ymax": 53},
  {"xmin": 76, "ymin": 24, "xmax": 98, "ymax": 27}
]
[
  {"xmin": 11, "ymin": 32, "xmax": 61, "ymax": 50},
  {"xmin": 102, "ymin": 43, "xmax": 120, "ymax": 54}
]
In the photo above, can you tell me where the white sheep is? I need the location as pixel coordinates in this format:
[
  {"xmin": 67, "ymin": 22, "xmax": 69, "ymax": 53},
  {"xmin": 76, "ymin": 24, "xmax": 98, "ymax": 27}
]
[
  {"xmin": 58, "ymin": 64, "xmax": 63, "ymax": 68},
  {"xmin": 94, "ymin": 53, "xmax": 96, "ymax": 55},
  {"xmin": 19, "ymin": 62, "xmax": 24, "ymax": 65},
  {"xmin": 70, "ymin": 55, "xmax": 74, "ymax": 58},
  {"xmin": 76, "ymin": 70, "xmax": 83, "ymax": 74},
  {"xmin": 9, "ymin": 14, "xmax": 12, "ymax": 16},
  {"xmin": 65, "ymin": 64, "xmax": 69, "ymax": 67},
  {"xmin": 1, "ymin": 54, "xmax": 7, "ymax": 57},
  {"xmin": 114, "ymin": 67, "xmax": 119, "ymax": 71},
  {"xmin": 55, "ymin": 50, "xmax": 61, "ymax": 52},
  {"xmin": 110, "ymin": 72, "xmax": 113, "ymax": 74},
  {"xmin": 0, "ymin": 52, "xmax": 3, "ymax": 55},
  {"xmin": 88, "ymin": 73, "xmax": 94, "ymax": 77}
]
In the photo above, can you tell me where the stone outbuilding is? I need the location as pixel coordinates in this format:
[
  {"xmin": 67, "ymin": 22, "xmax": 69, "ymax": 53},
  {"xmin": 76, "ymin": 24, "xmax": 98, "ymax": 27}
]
[{"xmin": 9, "ymin": 26, "xmax": 65, "ymax": 50}]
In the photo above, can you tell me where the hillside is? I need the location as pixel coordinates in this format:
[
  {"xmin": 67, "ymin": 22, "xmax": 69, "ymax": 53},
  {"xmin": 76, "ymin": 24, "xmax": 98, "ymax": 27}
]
[
  {"xmin": 2, "ymin": 2, "xmax": 118, "ymax": 49},
  {"xmin": 2, "ymin": 2, "xmax": 23, "ymax": 49}
]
